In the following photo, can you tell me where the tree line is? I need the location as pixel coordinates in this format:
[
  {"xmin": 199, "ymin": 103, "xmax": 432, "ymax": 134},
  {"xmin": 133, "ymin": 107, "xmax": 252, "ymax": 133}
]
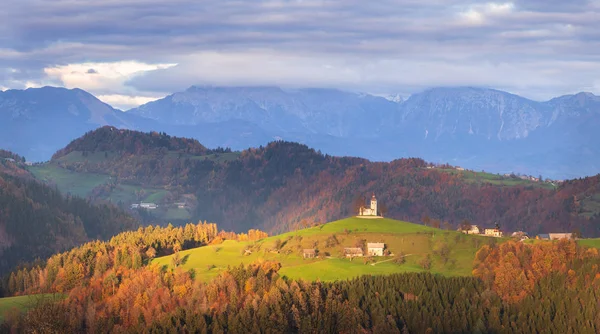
[
  {"xmin": 3, "ymin": 240, "xmax": 600, "ymax": 332},
  {"xmin": 1, "ymin": 221, "xmax": 268, "ymax": 297}
]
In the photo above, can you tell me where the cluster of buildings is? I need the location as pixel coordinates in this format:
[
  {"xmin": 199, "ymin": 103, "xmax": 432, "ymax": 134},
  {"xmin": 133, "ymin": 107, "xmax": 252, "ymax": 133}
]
[
  {"xmin": 303, "ymin": 243, "xmax": 386, "ymax": 259},
  {"xmin": 1, "ymin": 157, "xmax": 33, "ymax": 166},
  {"xmin": 461, "ymin": 224, "xmax": 504, "ymax": 238},
  {"xmin": 130, "ymin": 202, "xmax": 158, "ymax": 210},
  {"xmin": 130, "ymin": 202, "xmax": 187, "ymax": 210},
  {"xmin": 503, "ymin": 173, "xmax": 564, "ymax": 184}
]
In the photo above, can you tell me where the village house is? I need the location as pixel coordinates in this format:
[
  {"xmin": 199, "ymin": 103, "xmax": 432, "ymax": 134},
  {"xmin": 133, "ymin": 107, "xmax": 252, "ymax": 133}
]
[
  {"xmin": 367, "ymin": 243, "xmax": 385, "ymax": 256},
  {"xmin": 549, "ymin": 233, "xmax": 574, "ymax": 240},
  {"xmin": 344, "ymin": 247, "xmax": 364, "ymax": 258},
  {"xmin": 461, "ymin": 225, "xmax": 480, "ymax": 235},
  {"xmin": 174, "ymin": 202, "xmax": 186, "ymax": 209},
  {"xmin": 536, "ymin": 233, "xmax": 574, "ymax": 240},
  {"xmin": 484, "ymin": 228, "xmax": 503, "ymax": 238},
  {"xmin": 303, "ymin": 249, "xmax": 316, "ymax": 259},
  {"xmin": 512, "ymin": 231, "xmax": 529, "ymax": 241}
]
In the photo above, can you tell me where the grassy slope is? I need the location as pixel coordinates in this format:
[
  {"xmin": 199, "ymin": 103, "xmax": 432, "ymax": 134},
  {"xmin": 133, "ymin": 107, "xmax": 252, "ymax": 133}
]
[
  {"xmin": 28, "ymin": 150, "xmax": 236, "ymax": 205},
  {"xmin": 0, "ymin": 294, "xmax": 61, "ymax": 322},
  {"xmin": 28, "ymin": 164, "xmax": 110, "ymax": 198},
  {"xmin": 153, "ymin": 217, "xmax": 499, "ymax": 282},
  {"xmin": 436, "ymin": 168, "xmax": 556, "ymax": 190},
  {"xmin": 578, "ymin": 239, "xmax": 600, "ymax": 249}
]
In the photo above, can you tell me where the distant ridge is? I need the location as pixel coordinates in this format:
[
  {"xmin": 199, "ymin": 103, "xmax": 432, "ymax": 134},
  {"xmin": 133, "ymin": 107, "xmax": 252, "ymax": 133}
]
[{"xmin": 1, "ymin": 86, "xmax": 599, "ymax": 179}]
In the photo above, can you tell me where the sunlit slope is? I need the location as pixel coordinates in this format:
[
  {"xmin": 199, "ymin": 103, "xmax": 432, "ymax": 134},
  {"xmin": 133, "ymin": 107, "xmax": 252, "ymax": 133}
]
[
  {"xmin": 152, "ymin": 217, "xmax": 499, "ymax": 281},
  {"xmin": 0, "ymin": 294, "xmax": 62, "ymax": 322}
]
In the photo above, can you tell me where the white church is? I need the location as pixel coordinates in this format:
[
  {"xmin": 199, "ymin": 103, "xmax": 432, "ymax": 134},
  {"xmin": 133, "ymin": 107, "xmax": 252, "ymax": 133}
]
[{"xmin": 357, "ymin": 194, "xmax": 383, "ymax": 219}]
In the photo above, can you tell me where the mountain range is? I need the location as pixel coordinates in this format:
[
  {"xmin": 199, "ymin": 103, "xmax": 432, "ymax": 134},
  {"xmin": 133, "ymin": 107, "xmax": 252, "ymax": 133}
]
[{"xmin": 2, "ymin": 85, "xmax": 599, "ymax": 179}]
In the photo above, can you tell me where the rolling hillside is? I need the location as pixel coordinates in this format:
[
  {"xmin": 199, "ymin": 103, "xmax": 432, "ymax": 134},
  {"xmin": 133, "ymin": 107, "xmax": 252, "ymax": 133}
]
[
  {"xmin": 152, "ymin": 217, "xmax": 500, "ymax": 281},
  {"xmin": 26, "ymin": 127, "xmax": 600, "ymax": 237}
]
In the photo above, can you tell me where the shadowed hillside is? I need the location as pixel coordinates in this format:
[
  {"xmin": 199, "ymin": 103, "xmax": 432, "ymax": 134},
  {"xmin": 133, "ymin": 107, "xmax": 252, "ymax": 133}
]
[
  {"xmin": 0, "ymin": 155, "xmax": 139, "ymax": 274},
  {"xmin": 27, "ymin": 127, "xmax": 600, "ymax": 237}
]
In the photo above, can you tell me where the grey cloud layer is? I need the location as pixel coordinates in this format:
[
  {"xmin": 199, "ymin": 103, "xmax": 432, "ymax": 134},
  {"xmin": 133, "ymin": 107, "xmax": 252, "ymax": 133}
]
[{"xmin": 1, "ymin": 0, "xmax": 600, "ymax": 100}]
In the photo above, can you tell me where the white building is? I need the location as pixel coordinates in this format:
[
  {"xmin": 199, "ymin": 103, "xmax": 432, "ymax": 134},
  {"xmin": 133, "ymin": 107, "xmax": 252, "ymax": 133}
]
[
  {"xmin": 358, "ymin": 194, "xmax": 378, "ymax": 217},
  {"xmin": 484, "ymin": 228, "xmax": 503, "ymax": 238},
  {"xmin": 549, "ymin": 233, "xmax": 574, "ymax": 240},
  {"xmin": 140, "ymin": 202, "xmax": 158, "ymax": 210},
  {"xmin": 462, "ymin": 225, "xmax": 480, "ymax": 235},
  {"xmin": 367, "ymin": 243, "xmax": 385, "ymax": 256}
]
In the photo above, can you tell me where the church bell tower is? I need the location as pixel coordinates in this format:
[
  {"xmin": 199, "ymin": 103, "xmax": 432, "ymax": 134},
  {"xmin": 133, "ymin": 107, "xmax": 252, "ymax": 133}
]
[{"xmin": 370, "ymin": 194, "xmax": 377, "ymax": 216}]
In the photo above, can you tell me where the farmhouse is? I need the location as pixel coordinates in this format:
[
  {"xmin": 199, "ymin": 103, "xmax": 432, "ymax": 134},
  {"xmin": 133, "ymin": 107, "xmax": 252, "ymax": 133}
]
[
  {"xmin": 461, "ymin": 225, "xmax": 480, "ymax": 235},
  {"xmin": 357, "ymin": 194, "xmax": 382, "ymax": 218},
  {"xmin": 536, "ymin": 233, "xmax": 574, "ymax": 240},
  {"xmin": 140, "ymin": 202, "xmax": 158, "ymax": 210},
  {"xmin": 344, "ymin": 247, "xmax": 364, "ymax": 258},
  {"xmin": 367, "ymin": 243, "xmax": 385, "ymax": 256},
  {"xmin": 484, "ymin": 228, "xmax": 503, "ymax": 238},
  {"xmin": 303, "ymin": 249, "xmax": 316, "ymax": 259},
  {"xmin": 549, "ymin": 233, "xmax": 574, "ymax": 240}
]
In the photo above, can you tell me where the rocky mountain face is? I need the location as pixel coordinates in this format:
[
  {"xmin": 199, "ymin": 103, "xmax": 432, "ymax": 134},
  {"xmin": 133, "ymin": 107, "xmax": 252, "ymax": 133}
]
[
  {"xmin": 0, "ymin": 87, "xmax": 133, "ymax": 161},
  {"xmin": 128, "ymin": 86, "xmax": 600, "ymax": 179},
  {"xmin": 129, "ymin": 86, "xmax": 398, "ymax": 138},
  {"xmin": 1, "ymin": 85, "xmax": 598, "ymax": 179}
]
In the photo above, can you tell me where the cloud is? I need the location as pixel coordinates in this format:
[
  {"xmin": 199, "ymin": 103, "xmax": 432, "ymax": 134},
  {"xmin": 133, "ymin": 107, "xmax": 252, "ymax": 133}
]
[
  {"xmin": 96, "ymin": 94, "xmax": 162, "ymax": 110},
  {"xmin": 43, "ymin": 61, "xmax": 175, "ymax": 92},
  {"xmin": 0, "ymin": 0, "xmax": 599, "ymax": 105}
]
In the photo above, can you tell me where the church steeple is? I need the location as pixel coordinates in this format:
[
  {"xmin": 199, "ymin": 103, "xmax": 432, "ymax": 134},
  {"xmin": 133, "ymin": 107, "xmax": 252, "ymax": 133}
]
[{"xmin": 370, "ymin": 193, "xmax": 377, "ymax": 216}]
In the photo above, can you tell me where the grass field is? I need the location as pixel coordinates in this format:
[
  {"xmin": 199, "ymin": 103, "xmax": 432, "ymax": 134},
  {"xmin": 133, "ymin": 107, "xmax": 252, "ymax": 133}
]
[
  {"xmin": 0, "ymin": 294, "xmax": 62, "ymax": 322},
  {"xmin": 153, "ymin": 217, "xmax": 498, "ymax": 282},
  {"xmin": 28, "ymin": 164, "xmax": 110, "ymax": 197},
  {"xmin": 54, "ymin": 151, "xmax": 118, "ymax": 164},
  {"xmin": 578, "ymin": 238, "xmax": 600, "ymax": 249},
  {"xmin": 434, "ymin": 168, "xmax": 556, "ymax": 189}
]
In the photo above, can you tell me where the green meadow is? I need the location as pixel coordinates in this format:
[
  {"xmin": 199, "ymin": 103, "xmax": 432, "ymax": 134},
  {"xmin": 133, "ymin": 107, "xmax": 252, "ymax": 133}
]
[
  {"xmin": 0, "ymin": 294, "xmax": 62, "ymax": 322},
  {"xmin": 153, "ymin": 217, "xmax": 498, "ymax": 281},
  {"xmin": 578, "ymin": 238, "xmax": 600, "ymax": 249}
]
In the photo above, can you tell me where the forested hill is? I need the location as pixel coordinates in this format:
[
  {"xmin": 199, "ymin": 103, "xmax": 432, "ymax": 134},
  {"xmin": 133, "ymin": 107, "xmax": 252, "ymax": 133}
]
[
  {"xmin": 52, "ymin": 126, "xmax": 216, "ymax": 159},
  {"xmin": 34, "ymin": 127, "xmax": 600, "ymax": 237},
  {"xmin": 0, "ymin": 159, "xmax": 139, "ymax": 274}
]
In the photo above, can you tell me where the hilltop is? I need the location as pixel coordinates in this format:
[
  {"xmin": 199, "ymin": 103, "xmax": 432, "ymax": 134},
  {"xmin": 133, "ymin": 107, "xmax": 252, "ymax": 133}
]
[
  {"xmin": 3, "ymin": 216, "xmax": 600, "ymax": 332},
  {"xmin": 152, "ymin": 217, "xmax": 500, "ymax": 281},
  {"xmin": 26, "ymin": 127, "xmax": 600, "ymax": 237}
]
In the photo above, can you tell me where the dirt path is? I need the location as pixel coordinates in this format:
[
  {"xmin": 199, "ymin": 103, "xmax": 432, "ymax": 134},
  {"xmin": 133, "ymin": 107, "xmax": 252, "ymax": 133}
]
[{"xmin": 371, "ymin": 254, "xmax": 413, "ymax": 266}]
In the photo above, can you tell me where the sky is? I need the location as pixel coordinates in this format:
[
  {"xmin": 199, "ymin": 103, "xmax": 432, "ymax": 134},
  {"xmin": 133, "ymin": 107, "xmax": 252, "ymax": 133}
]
[{"xmin": 1, "ymin": 0, "xmax": 599, "ymax": 110}]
